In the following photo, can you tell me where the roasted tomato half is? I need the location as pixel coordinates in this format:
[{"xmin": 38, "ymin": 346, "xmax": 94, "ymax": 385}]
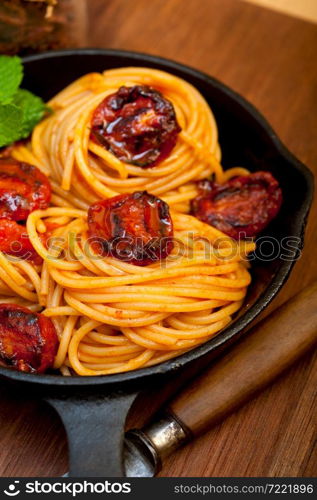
[
  {"xmin": 0, "ymin": 218, "xmax": 41, "ymax": 264},
  {"xmin": 0, "ymin": 304, "xmax": 58, "ymax": 374},
  {"xmin": 91, "ymin": 85, "xmax": 181, "ymax": 167},
  {"xmin": 191, "ymin": 171, "xmax": 282, "ymax": 239},
  {"xmin": 0, "ymin": 157, "xmax": 51, "ymax": 221},
  {"xmin": 88, "ymin": 191, "xmax": 174, "ymax": 266}
]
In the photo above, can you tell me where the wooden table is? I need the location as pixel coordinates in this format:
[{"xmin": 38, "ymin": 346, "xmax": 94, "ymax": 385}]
[{"xmin": 0, "ymin": 0, "xmax": 316, "ymax": 477}]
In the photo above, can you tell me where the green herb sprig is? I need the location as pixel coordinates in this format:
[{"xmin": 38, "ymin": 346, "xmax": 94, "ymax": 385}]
[{"xmin": 0, "ymin": 55, "xmax": 46, "ymax": 147}]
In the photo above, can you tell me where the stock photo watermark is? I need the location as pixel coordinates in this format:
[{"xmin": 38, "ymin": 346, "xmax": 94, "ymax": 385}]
[{"xmin": 6, "ymin": 232, "xmax": 302, "ymax": 266}]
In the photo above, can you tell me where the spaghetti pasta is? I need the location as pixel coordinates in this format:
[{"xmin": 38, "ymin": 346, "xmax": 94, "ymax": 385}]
[
  {"xmin": 0, "ymin": 205, "xmax": 254, "ymax": 375},
  {"xmin": 0, "ymin": 67, "xmax": 259, "ymax": 376}
]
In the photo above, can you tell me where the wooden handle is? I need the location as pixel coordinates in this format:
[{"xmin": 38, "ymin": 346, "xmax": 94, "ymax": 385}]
[{"xmin": 168, "ymin": 281, "xmax": 317, "ymax": 436}]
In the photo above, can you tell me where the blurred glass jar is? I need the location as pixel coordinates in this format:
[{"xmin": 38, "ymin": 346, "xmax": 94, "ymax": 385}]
[{"xmin": 0, "ymin": 0, "xmax": 87, "ymax": 55}]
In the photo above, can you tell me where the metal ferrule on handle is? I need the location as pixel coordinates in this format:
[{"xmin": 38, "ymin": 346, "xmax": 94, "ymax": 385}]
[{"xmin": 126, "ymin": 412, "xmax": 189, "ymax": 475}]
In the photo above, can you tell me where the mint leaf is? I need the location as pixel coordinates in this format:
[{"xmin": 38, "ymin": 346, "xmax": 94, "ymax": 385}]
[
  {"xmin": 0, "ymin": 56, "xmax": 49, "ymax": 146},
  {"xmin": 0, "ymin": 104, "xmax": 23, "ymax": 147},
  {"xmin": 15, "ymin": 89, "xmax": 46, "ymax": 138},
  {"xmin": 0, "ymin": 56, "xmax": 23, "ymax": 105}
]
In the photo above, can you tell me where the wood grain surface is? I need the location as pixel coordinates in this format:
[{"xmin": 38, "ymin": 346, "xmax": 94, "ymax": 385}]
[
  {"xmin": 0, "ymin": 0, "xmax": 316, "ymax": 477},
  {"xmin": 244, "ymin": 0, "xmax": 317, "ymax": 23}
]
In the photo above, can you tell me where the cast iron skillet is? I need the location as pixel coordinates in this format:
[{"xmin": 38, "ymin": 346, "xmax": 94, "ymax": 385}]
[{"xmin": 0, "ymin": 49, "xmax": 313, "ymax": 477}]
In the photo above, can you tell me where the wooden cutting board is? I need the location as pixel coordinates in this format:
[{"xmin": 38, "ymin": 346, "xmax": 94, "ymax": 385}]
[{"xmin": 0, "ymin": 0, "xmax": 316, "ymax": 477}]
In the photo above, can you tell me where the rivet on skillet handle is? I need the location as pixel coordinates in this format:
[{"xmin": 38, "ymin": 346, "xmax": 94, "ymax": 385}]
[{"xmin": 46, "ymin": 391, "xmax": 138, "ymax": 477}]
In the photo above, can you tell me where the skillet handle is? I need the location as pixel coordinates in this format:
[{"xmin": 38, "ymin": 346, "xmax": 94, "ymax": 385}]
[{"xmin": 46, "ymin": 391, "xmax": 138, "ymax": 477}]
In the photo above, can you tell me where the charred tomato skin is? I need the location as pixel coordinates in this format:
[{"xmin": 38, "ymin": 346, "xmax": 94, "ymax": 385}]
[
  {"xmin": 0, "ymin": 157, "xmax": 51, "ymax": 221},
  {"xmin": 0, "ymin": 218, "xmax": 41, "ymax": 264},
  {"xmin": 88, "ymin": 191, "xmax": 174, "ymax": 266},
  {"xmin": 191, "ymin": 171, "xmax": 282, "ymax": 239},
  {"xmin": 0, "ymin": 303, "xmax": 58, "ymax": 374},
  {"xmin": 91, "ymin": 85, "xmax": 181, "ymax": 167}
]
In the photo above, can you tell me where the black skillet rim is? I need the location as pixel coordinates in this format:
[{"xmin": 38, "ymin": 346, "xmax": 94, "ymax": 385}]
[{"xmin": 0, "ymin": 48, "xmax": 313, "ymax": 387}]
